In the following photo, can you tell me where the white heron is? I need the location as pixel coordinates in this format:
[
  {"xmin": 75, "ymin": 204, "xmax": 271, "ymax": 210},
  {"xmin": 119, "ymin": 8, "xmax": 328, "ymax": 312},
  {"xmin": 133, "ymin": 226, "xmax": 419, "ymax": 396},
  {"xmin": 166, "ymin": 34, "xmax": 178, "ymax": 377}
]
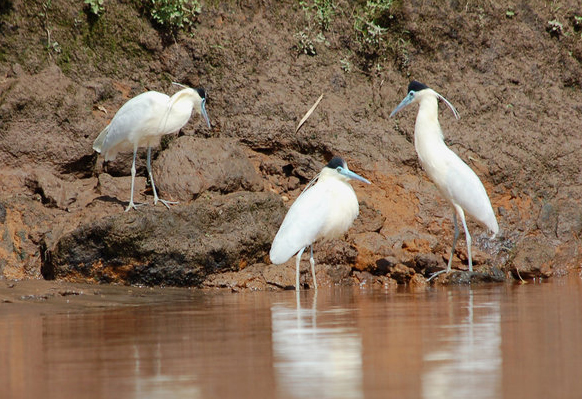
[
  {"xmin": 93, "ymin": 84, "xmax": 211, "ymax": 211},
  {"xmin": 390, "ymin": 81, "xmax": 498, "ymax": 279},
  {"xmin": 270, "ymin": 156, "xmax": 371, "ymax": 290}
]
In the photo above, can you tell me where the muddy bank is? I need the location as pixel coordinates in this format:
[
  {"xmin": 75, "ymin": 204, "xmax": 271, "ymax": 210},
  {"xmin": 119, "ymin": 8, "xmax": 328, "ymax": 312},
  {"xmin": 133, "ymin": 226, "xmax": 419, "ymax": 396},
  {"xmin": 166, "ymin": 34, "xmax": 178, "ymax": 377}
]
[
  {"xmin": 0, "ymin": 0, "xmax": 581, "ymax": 289},
  {"xmin": 0, "ymin": 279, "xmax": 202, "ymax": 314}
]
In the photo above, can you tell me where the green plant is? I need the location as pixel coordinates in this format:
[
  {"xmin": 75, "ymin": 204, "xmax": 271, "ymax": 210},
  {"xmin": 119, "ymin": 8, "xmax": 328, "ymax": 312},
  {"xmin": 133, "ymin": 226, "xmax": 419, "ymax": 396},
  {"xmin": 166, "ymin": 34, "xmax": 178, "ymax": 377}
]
[
  {"xmin": 313, "ymin": 0, "xmax": 335, "ymax": 31},
  {"xmin": 547, "ymin": 19, "xmax": 563, "ymax": 38},
  {"xmin": 145, "ymin": 0, "xmax": 201, "ymax": 32},
  {"xmin": 38, "ymin": 0, "xmax": 60, "ymax": 56},
  {"xmin": 340, "ymin": 57, "xmax": 351, "ymax": 72},
  {"xmin": 354, "ymin": 0, "xmax": 394, "ymax": 50},
  {"xmin": 84, "ymin": 0, "xmax": 104, "ymax": 16},
  {"xmin": 299, "ymin": 0, "xmax": 335, "ymax": 32},
  {"xmin": 295, "ymin": 30, "xmax": 316, "ymax": 55}
]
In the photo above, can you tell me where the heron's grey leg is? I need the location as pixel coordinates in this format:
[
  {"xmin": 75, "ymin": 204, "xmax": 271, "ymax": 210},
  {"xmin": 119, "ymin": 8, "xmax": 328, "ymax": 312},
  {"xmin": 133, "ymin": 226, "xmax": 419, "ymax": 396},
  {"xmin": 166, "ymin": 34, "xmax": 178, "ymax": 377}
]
[
  {"xmin": 448, "ymin": 210, "xmax": 461, "ymax": 272},
  {"xmin": 147, "ymin": 146, "xmax": 160, "ymax": 204},
  {"xmin": 309, "ymin": 245, "xmax": 317, "ymax": 290},
  {"xmin": 456, "ymin": 206, "xmax": 473, "ymax": 272},
  {"xmin": 295, "ymin": 247, "xmax": 306, "ymax": 291},
  {"xmin": 428, "ymin": 209, "xmax": 460, "ymax": 281},
  {"xmin": 125, "ymin": 148, "xmax": 141, "ymax": 212}
]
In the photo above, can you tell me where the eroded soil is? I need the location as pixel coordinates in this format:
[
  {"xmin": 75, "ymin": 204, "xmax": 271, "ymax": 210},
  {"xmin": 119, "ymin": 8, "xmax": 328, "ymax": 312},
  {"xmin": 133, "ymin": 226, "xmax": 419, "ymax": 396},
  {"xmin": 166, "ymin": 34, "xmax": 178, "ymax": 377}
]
[{"xmin": 0, "ymin": 0, "xmax": 581, "ymax": 289}]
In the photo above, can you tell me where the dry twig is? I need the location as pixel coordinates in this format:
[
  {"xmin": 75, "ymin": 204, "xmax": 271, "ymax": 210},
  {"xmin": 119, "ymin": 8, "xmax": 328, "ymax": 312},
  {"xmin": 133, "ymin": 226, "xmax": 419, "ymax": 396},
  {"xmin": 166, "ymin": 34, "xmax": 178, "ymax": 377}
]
[{"xmin": 296, "ymin": 94, "xmax": 324, "ymax": 133}]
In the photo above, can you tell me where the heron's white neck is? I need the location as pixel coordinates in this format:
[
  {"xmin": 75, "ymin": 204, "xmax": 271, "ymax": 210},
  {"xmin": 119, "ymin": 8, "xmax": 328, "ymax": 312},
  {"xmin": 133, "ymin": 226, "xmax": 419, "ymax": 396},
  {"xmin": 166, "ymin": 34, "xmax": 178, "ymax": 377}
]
[{"xmin": 414, "ymin": 94, "xmax": 445, "ymax": 146}]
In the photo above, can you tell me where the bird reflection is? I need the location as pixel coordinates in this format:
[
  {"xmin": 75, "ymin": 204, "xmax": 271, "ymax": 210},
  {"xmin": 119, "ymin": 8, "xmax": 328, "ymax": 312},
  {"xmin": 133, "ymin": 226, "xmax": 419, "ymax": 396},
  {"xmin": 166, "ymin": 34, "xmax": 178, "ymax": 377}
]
[
  {"xmin": 421, "ymin": 290, "xmax": 502, "ymax": 398},
  {"xmin": 271, "ymin": 291, "xmax": 364, "ymax": 399}
]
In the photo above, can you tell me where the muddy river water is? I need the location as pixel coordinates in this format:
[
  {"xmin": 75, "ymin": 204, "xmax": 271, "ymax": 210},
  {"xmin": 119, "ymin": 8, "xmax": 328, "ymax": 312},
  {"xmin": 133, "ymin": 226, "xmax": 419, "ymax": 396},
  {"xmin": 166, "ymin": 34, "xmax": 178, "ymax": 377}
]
[{"xmin": 1, "ymin": 276, "xmax": 581, "ymax": 399}]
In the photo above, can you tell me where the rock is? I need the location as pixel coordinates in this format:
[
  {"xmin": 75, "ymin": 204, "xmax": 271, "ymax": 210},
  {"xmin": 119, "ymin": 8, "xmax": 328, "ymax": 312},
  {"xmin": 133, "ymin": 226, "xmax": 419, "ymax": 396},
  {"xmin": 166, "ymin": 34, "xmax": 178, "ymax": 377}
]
[
  {"xmin": 0, "ymin": 203, "xmax": 6, "ymax": 223},
  {"xmin": 154, "ymin": 137, "xmax": 264, "ymax": 201},
  {"xmin": 413, "ymin": 252, "xmax": 445, "ymax": 273},
  {"xmin": 352, "ymin": 232, "xmax": 394, "ymax": 271},
  {"xmin": 320, "ymin": 263, "xmax": 353, "ymax": 286},
  {"xmin": 261, "ymin": 263, "xmax": 297, "ymax": 290},
  {"xmin": 388, "ymin": 263, "xmax": 416, "ymax": 284},
  {"xmin": 0, "ymin": 65, "xmax": 98, "ymax": 170},
  {"xmin": 96, "ymin": 173, "xmax": 148, "ymax": 205},
  {"xmin": 41, "ymin": 191, "xmax": 286, "ymax": 287},
  {"xmin": 353, "ymin": 271, "xmax": 398, "ymax": 289},
  {"xmin": 316, "ymin": 239, "xmax": 358, "ymax": 266},
  {"xmin": 25, "ymin": 169, "xmax": 99, "ymax": 211},
  {"xmin": 537, "ymin": 203, "xmax": 558, "ymax": 237},
  {"xmin": 204, "ymin": 261, "xmax": 355, "ymax": 291},
  {"xmin": 430, "ymin": 268, "xmax": 507, "ymax": 285},
  {"xmin": 409, "ymin": 273, "xmax": 429, "ymax": 289},
  {"xmin": 0, "ymin": 197, "xmax": 55, "ymax": 280},
  {"xmin": 509, "ymin": 235, "xmax": 555, "ymax": 280},
  {"xmin": 203, "ymin": 263, "xmax": 276, "ymax": 292},
  {"xmin": 351, "ymin": 202, "xmax": 385, "ymax": 233}
]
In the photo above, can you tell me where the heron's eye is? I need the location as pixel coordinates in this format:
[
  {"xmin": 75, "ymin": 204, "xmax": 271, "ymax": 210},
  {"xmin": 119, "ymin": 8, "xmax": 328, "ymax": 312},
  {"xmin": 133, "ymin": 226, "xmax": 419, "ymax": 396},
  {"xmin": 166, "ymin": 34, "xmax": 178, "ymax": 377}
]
[{"xmin": 336, "ymin": 167, "xmax": 342, "ymax": 173}]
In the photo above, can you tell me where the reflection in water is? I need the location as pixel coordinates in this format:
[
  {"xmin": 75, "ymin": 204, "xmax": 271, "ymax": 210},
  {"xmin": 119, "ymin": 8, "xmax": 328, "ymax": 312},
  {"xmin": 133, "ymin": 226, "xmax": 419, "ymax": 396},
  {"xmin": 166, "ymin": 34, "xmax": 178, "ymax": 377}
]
[
  {"xmin": 421, "ymin": 291, "xmax": 501, "ymax": 399},
  {"xmin": 1, "ymin": 278, "xmax": 582, "ymax": 398},
  {"xmin": 272, "ymin": 292, "xmax": 363, "ymax": 399},
  {"xmin": 131, "ymin": 342, "xmax": 202, "ymax": 398}
]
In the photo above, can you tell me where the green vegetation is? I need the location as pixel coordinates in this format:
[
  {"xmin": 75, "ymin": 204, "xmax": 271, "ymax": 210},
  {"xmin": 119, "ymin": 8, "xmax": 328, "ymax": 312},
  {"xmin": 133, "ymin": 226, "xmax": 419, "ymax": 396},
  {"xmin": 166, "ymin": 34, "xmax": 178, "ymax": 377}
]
[
  {"xmin": 299, "ymin": 0, "xmax": 335, "ymax": 31},
  {"xmin": 340, "ymin": 57, "xmax": 351, "ymax": 72},
  {"xmin": 547, "ymin": 19, "xmax": 563, "ymax": 37},
  {"xmin": 38, "ymin": 0, "xmax": 61, "ymax": 57},
  {"xmin": 295, "ymin": 30, "xmax": 317, "ymax": 55},
  {"xmin": 143, "ymin": 0, "xmax": 202, "ymax": 32},
  {"xmin": 354, "ymin": 0, "xmax": 394, "ymax": 48},
  {"xmin": 83, "ymin": 0, "xmax": 204, "ymax": 33},
  {"xmin": 84, "ymin": 0, "xmax": 104, "ymax": 17},
  {"xmin": 295, "ymin": 0, "xmax": 406, "ymax": 71}
]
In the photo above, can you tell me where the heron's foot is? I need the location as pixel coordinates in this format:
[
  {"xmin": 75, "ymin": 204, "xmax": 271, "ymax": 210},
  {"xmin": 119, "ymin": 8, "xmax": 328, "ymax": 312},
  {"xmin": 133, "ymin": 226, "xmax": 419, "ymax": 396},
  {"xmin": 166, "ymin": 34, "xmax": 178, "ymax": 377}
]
[
  {"xmin": 426, "ymin": 269, "xmax": 449, "ymax": 282},
  {"xmin": 155, "ymin": 198, "xmax": 179, "ymax": 210},
  {"xmin": 125, "ymin": 201, "xmax": 146, "ymax": 212}
]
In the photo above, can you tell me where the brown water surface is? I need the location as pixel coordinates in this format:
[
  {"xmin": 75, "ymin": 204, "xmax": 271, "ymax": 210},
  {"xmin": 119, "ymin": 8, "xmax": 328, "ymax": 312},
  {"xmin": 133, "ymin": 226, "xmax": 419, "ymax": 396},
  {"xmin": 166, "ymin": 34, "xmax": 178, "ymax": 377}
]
[{"xmin": 1, "ymin": 276, "xmax": 581, "ymax": 399}]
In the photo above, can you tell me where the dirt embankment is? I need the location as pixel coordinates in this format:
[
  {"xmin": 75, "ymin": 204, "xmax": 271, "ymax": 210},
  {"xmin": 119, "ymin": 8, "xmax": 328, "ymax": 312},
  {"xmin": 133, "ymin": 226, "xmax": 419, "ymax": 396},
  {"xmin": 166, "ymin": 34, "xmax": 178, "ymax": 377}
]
[{"xmin": 0, "ymin": 0, "xmax": 581, "ymax": 289}]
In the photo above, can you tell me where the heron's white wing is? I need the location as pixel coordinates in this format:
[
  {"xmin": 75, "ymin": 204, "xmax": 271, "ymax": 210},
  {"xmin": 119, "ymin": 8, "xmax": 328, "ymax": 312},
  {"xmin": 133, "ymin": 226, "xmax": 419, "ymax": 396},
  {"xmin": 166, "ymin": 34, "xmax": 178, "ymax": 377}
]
[
  {"xmin": 98, "ymin": 91, "xmax": 169, "ymax": 159},
  {"xmin": 444, "ymin": 152, "xmax": 498, "ymax": 233},
  {"xmin": 270, "ymin": 183, "xmax": 331, "ymax": 265}
]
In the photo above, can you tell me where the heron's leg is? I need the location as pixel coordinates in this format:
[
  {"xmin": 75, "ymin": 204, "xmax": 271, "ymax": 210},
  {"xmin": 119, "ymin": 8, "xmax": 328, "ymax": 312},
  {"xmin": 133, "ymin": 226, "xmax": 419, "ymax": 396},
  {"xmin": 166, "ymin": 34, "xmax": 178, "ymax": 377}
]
[
  {"xmin": 309, "ymin": 245, "xmax": 317, "ymax": 290},
  {"xmin": 448, "ymin": 211, "xmax": 460, "ymax": 272},
  {"xmin": 147, "ymin": 147, "xmax": 178, "ymax": 209},
  {"xmin": 456, "ymin": 206, "xmax": 473, "ymax": 272},
  {"xmin": 295, "ymin": 247, "xmax": 306, "ymax": 291},
  {"xmin": 146, "ymin": 146, "xmax": 159, "ymax": 204},
  {"xmin": 125, "ymin": 148, "xmax": 144, "ymax": 212},
  {"xmin": 428, "ymin": 210, "xmax": 460, "ymax": 281}
]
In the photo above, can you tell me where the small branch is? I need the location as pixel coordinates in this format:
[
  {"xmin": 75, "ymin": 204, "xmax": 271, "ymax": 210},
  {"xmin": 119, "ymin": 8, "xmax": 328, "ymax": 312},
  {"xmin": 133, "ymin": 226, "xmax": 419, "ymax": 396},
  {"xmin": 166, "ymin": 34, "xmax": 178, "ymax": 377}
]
[{"xmin": 296, "ymin": 93, "xmax": 324, "ymax": 134}]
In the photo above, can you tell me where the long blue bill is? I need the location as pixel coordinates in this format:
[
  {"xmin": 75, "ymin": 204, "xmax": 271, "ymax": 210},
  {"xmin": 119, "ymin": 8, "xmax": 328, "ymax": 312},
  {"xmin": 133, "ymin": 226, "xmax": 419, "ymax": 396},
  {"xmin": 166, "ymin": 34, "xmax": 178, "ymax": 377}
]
[
  {"xmin": 390, "ymin": 92, "xmax": 414, "ymax": 117},
  {"xmin": 339, "ymin": 167, "xmax": 371, "ymax": 184},
  {"xmin": 201, "ymin": 99, "xmax": 211, "ymax": 128}
]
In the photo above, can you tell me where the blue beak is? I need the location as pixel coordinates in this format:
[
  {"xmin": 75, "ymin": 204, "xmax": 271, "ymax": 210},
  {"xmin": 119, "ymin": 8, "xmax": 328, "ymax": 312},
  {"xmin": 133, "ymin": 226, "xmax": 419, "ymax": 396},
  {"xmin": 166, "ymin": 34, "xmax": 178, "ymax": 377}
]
[
  {"xmin": 338, "ymin": 167, "xmax": 371, "ymax": 185},
  {"xmin": 390, "ymin": 92, "xmax": 414, "ymax": 117},
  {"xmin": 201, "ymin": 99, "xmax": 211, "ymax": 128}
]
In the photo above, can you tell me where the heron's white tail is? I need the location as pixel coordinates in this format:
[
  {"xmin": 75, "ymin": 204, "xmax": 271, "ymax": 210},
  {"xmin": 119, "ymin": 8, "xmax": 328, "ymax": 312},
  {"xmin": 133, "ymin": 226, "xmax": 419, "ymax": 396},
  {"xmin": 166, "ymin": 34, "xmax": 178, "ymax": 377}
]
[{"xmin": 92, "ymin": 125, "xmax": 109, "ymax": 153}]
